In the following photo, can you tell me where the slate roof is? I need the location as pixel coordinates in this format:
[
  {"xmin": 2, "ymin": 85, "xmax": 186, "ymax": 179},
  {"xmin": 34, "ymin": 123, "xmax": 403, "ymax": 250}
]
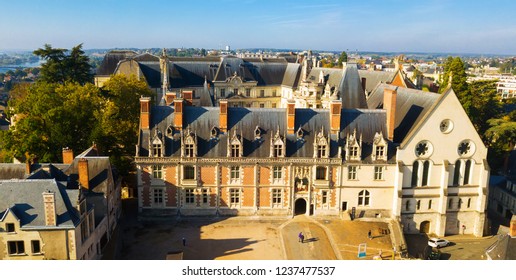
[
  {"xmin": 0, "ymin": 179, "xmax": 80, "ymax": 228},
  {"xmin": 358, "ymin": 70, "xmax": 396, "ymax": 94},
  {"xmin": 367, "ymin": 83, "xmax": 440, "ymax": 143},
  {"xmin": 140, "ymin": 105, "xmax": 392, "ymax": 161},
  {"xmin": 338, "ymin": 63, "xmax": 367, "ymax": 109},
  {"xmin": 96, "ymin": 50, "xmax": 137, "ymax": 76}
]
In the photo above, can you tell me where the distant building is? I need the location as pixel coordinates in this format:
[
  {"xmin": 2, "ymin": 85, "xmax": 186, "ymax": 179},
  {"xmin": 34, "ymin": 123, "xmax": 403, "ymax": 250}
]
[
  {"xmin": 95, "ymin": 50, "xmax": 416, "ymax": 109},
  {"xmin": 0, "ymin": 146, "xmax": 121, "ymax": 260}
]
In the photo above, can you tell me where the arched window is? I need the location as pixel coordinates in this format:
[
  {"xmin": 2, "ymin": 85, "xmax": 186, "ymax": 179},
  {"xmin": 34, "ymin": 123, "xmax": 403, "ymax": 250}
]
[
  {"xmin": 453, "ymin": 160, "xmax": 461, "ymax": 186},
  {"xmin": 358, "ymin": 190, "xmax": 370, "ymax": 206},
  {"xmin": 464, "ymin": 160, "xmax": 472, "ymax": 185},
  {"xmin": 422, "ymin": 160, "xmax": 430, "ymax": 186},
  {"xmin": 411, "ymin": 161, "xmax": 419, "ymax": 187}
]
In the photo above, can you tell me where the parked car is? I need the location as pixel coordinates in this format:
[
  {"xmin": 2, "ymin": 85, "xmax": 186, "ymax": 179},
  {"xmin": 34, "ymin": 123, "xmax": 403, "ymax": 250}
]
[{"xmin": 428, "ymin": 238, "xmax": 450, "ymax": 248}]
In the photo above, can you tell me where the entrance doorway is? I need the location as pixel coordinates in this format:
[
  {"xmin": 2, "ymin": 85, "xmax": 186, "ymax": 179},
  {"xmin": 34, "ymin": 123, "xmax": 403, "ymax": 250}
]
[
  {"xmin": 294, "ymin": 198, "xmax": 307, "ymax": 215},
  {"xmin": 420, "ymin": 221, "xmax": 430, "ymax": 234}
]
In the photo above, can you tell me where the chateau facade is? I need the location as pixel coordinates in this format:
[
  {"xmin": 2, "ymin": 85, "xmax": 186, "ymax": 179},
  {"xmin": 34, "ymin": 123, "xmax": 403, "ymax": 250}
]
[{"xmin": 134, "ymin": 59, "xmax": 489, "ymax": 237}]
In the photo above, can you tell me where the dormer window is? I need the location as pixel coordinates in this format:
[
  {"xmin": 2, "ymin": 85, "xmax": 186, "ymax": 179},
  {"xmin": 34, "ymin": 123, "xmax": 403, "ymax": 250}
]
[
  {"xmin": 152, "ymin": 140, "xmax": 162, "ymax": 157},
  {"xmin": 254, "ymin": 126, "xmax": 262, "ymax": 139},
  {"xmin": 345, "ymin": 129, "xmax": 362, "ymax": 161},
  {"xmin": 314, "ymin": 128, "xmax": 329, "ymax": 158},
  {"xmin": 229, "ymin": 130, "xmax": 242, "ymax": 157},
  {"xmin": 166, "ymin": 125, "xmax": 174, "ymax": 137},
  {"xmin": 211, "ymin": 127, "xmax": 219, "ymax": 139},
  {"xmin": 271, "ymin": 129, "xmax": 285, "ymax": 158},
  {"xmin": 296, "ymin": 127, "xmax": 304, "ymax": 139},
  {"xmin": 182, "ymin": 128, "xmax": 197, "ymax": 158},
  {"xmin": 231, "ymin": 144, "xmax": 240, "ymax": 157},
  {"xmin": 372, "ymin": 132, "xmax": 388, "ymax": 161},
  {"xmin": 151, "ymin": 129, "xmax": 164, "ymax": 157}
]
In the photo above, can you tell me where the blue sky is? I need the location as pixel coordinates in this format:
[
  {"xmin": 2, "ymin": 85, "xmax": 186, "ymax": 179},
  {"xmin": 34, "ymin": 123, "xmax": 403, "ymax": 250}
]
[{"xmin": 1, "ymin": 0, "xmax": 516, "ymax": 55}]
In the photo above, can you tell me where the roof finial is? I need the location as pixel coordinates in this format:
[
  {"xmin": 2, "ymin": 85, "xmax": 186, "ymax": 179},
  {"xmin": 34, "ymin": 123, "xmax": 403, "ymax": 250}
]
[{"xmin": 448, "ymin": 71, "xmax": 453, "ymax": 87}]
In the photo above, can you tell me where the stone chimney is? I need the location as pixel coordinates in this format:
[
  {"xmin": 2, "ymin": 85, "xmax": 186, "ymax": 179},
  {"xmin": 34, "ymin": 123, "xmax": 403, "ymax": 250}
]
[
  {"xmin": 43, "ymin": 191, "xmax": 57, "ymax": 226},
  {"xmin": 165, "ymin": 92, "xmax": 176, "ymax": 106},
  {"xmin": 510, "ymin": 215, "xmax": 516, "ymax": 238},
  {"xmin": 62, "ymin": 147, "xmax": 74, "ymax": 164},
  {"xmin": 287, "ymin": 99, "xmax": 296, "ymax": 134},
  {"xmin": 383, "ymin": 88, "xmax": 397, "ymax": 141},
  {"xmin": 140, "ymin": 97, "xmax": 151, "ymax": 130},
  {"xmin": 173, "ymin": 98, "xmax": 184, "ymax": 130},
  {"xmin": 330, "ymin": 100, "xmax": 342, "ymax": 134},
  {"xmin": 183, "ymin": 90, "xmax": 194, "ymax": 106},
  {"xmin": 219, "ymin": 99, "xmax": 228, "ymax": 132},
  {"xmin": 78, "ymin": 158, "xmax": 89, "ymax": 190},
  {"xmin": 25, "ymin": 159, "xmax": 32, "ymax": 175}
]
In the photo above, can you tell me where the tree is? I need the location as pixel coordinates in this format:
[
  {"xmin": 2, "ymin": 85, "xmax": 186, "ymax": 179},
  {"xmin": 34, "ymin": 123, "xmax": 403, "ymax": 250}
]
[
  {"xmin": 0, "ymin": 82, "xmax": 102, "ymax": 162},
  {"xmin": 485, "ymin": 111, "xmax": 516, "ymax": 173},
  {"xmin": 33, "ymin": 43, "xmax": 92, "ymax": 85},
  {"xmin": 468, "ymin": 80, "xmax": 503, "ymax": 135},
  {"xmin": 337, "ymin": 51, "xmax": 348, "ymax": 66},
  {"xmin": 92, "ymin": 74, "xmax": 153, "ymax": 175},
  {"xmin": 439, "ymin": 57, "xmax": 468, "ymax": 97}
]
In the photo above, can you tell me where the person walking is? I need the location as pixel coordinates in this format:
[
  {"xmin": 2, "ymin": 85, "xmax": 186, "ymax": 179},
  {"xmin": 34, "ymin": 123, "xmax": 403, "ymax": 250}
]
[
  {"xmin": 298, "ymin": 232, "xmax": 303, "ymax": 243},
  {"xmin": 182, "ymin": 237, "xmax": 186, "ymax": 246},
  {"xmin": 368, "ymin": 230, "xmax": 372, "ymax": 240}
]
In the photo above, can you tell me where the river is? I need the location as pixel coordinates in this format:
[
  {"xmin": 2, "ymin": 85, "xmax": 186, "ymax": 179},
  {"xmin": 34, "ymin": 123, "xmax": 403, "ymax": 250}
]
[{"xmin": 0, "ymin": 61, "xmax": 43, "ymax": 74}]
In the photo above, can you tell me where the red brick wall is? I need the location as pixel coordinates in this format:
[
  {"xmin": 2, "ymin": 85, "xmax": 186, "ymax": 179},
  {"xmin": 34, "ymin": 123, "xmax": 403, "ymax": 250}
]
[
  {"xmin": 165, "ymin": 186, "xmax": 177, "ymax": 207},
  {"xmin": 259, "ymin": 166, "xmax": 270, "ymax": 185},
  {"xmin": 259, "ymin": 187, "xmax": 270, "ymax": 207},
  {"xmin": 142, "ymin": 186, "xmax": 151, "ymax": 207},
  {"xmin": 221, "ymin": 167, "xmax": 229, "ymax": 185},
  {"xmin": 164, "ymin": 165, "xmax": 177, "ymax": 186},
  {"xmin": 200, "ymin": 166, "xmax": 216, "ymax": 185},
  {"xmin": 243, "ymin": 166, "xmax": 254, "ymax": 185},
  {"xmin": 209, "ymin": 188, "xmax": 217, "ymax": 207},
  {"xmin": 141, "ymin": 166, "xmax": 151, "ymax": 186},
  {"xmin": 220, "ymin": 187, "xmax": 228, "ymax": 207},
  {"xmin": 242, "ymin": 187, "xmax": 255, "ymax": 207}
]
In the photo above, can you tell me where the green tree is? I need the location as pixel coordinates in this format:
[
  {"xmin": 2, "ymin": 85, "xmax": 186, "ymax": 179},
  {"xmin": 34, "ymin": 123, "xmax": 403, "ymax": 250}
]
[
  {"xmin": 337, "ymin": 51, "xmax": 348, "ymax": 66},
  {"xmin": 92, "ymin": 75, "xmax": 153, "ymax": 175},
  {"xmin": 33, "ymin": 43, "xmax": 92, "ymax": 85},
  {"xmin": 1, "ymin": 82, "xmax": 102, "ymax": 162},
  {"xmin": 485, "ymin": 111, "xmax": 516, "ymax": 173},
  {"xmin": 439, "ymin": 57, "xmax": 469, "ymax": 96},
  {"xmin": 467, "ymin": 80, "xmax": 503, "ymax": 137}
]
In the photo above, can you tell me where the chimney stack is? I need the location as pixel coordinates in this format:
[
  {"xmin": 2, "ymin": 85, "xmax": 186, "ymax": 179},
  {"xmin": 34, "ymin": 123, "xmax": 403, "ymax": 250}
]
[
  {"xmin": 330, "ymin": 100, "xmax": 342, "ymax": 134},
  {"xmin": 62, "ymin": 147, "xmax": 74, "ymax": 164},
  {"xmin": 219, "ymin": 99, "xmax": 228, "ymax": 132},
  {"xmin": 286, "ymin": 99, "xmax": 296, "ymax": 134},
  {"xmin": 173, "ymin": 98, "xmax": 184, "ymax": 130},
  {"xmin": 165, "ymin": 92, "xmax": 176, "ymax": 106},
  {"xmin": 25, "ymin": 159, "xmax": 32, "ymax": 175},
  {"xmin": 140, "ymin": 97, "xmax": 151, "ymax": 130},
  {"xmin": 182, "ymin": 90, "xmax": 194, "ymax": 106},
  {"xmin": 78, "ymin": 158, "xmax": 89, "ymax": 190},
  {"xmin": 383, "ymin": 88, "xmax": 397, "ymax": 141},
  {"xmin": 43, "ymin": 191, "xmax": 57, "ymax": 226}
]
